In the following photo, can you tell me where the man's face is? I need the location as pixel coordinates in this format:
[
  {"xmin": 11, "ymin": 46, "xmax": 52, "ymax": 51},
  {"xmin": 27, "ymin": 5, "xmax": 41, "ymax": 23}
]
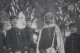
[
  {"xmin": 26, "ymin": 21, "xmax": 31, "ymax": 27},
  {"xmin": 45, "ymin": 16, "xmax": 52, "ymax": 25},
  {"xmin": 70, "ymin": 26, "xmax": 77, "ymax": 33},
  {"xmin": 11, "ymin": 19, "xmax": 18, "ymax": 28}
]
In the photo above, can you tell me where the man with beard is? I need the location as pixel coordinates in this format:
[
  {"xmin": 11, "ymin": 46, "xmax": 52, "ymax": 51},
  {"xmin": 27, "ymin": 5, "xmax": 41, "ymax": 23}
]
[{"xmin": 36, "ymin": 12, "xmax": 65, "ymax": 53}]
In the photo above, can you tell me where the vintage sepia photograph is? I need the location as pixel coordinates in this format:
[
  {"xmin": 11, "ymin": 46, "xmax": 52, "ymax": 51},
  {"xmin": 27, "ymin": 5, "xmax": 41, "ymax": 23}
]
[{"xmin": 0, "ymin": 0, "xmax": 79, "ymax": 53}]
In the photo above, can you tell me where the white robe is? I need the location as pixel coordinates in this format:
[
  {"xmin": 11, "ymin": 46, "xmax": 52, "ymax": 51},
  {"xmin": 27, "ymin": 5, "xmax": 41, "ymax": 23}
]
[{"xmin": 36, "ymin": 24, "xmax": 65, "ymax": 53}]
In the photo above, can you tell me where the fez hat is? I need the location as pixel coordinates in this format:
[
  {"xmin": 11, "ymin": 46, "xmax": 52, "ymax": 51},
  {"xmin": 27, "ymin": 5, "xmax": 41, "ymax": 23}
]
[
  {"xmin": 44, "ymin": 12, "xmax": 54, "ymax": 19},
  {"xmin": 9, "ymin": 15, "xmax": 18, "ymax": 21}
]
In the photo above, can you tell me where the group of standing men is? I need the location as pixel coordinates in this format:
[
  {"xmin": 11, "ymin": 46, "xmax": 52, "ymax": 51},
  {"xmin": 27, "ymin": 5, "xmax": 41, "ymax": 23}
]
[
  {"xmin": 0, "ymin": 12, "xmax": 65, "ymax": 53},
  {"xmin": 0, "ymin": 15, "xmax": 31, "ymax": 53},
  {"xmin": 6, "ymin": 16, "xmax": 31, "ymax": 53}
]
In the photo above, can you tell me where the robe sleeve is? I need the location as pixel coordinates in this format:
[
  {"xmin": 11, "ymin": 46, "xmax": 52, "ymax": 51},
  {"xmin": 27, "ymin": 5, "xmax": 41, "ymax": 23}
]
[
  {"xmin": 36, "ymin": 28, "xmax": 43, "ymax": 53},
  {"xmin": 55, "ymin": 25, "xmax": 65, "ymax": 53}
]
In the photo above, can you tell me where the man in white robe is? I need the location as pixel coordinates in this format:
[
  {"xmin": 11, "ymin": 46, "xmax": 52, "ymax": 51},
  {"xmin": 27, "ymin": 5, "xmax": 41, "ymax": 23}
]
[{"xmin": 36, "ymin": 12, "xmax": 65, "ymax": 53}]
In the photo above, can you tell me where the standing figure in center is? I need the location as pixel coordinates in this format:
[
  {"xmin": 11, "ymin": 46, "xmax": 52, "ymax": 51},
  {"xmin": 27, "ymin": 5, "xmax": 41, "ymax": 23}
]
[{"xmin": 36, "ymin": 12, "xmax": 65, "ymax": 53}]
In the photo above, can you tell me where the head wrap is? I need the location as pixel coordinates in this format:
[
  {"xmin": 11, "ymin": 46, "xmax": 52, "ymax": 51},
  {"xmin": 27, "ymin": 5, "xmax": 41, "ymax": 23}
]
[{"xmin": 44, "ymin": 12, "xmax": 54, "ymax": 25}]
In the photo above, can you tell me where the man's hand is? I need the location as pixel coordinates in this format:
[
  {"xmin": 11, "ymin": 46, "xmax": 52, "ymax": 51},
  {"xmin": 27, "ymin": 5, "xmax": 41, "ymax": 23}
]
[
  {"xmin": 7, "ymin": 48, "xmax": 12, "ymax": 51},
  {"xmin": 7, "ymin": 48, "xmax": 12, "ymax": 53},
  {"xmin": 24, "ymin": 51, "xmax": 28, "ymax": 53},
  {"xmin": 10, "ymin": 52, "xmax": 13, "ymax": 53}
]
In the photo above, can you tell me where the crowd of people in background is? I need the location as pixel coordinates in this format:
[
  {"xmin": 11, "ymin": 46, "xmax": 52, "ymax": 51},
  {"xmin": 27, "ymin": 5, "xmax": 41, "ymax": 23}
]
[{"xmin": 0, "ymin": 12, "xmax": 80, "ymax": 53}]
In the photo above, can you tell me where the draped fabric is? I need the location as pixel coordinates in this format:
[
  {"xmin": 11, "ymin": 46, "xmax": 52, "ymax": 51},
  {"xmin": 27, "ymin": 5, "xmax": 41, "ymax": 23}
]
[{"xmin": 39, "ymin": 27, "xmax": 55, "ymax": 50}]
